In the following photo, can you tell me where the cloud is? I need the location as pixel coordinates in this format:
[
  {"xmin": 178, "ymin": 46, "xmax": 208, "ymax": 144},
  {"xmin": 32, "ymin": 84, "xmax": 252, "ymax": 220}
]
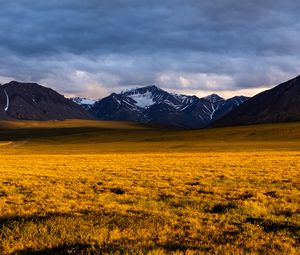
[{"xmin": 0, "ymin": 0, "xmax": 299, "ymax": 98}]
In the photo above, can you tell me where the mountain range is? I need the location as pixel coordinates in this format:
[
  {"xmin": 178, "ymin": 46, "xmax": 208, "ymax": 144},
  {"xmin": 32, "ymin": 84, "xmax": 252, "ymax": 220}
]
[
  {"xmin": 83, "ymin": 85, "xmax": 248, "ymax": 128},
  {"xmin": 1, "ymin": 75, "xmax": 300, "ymax": 128}
]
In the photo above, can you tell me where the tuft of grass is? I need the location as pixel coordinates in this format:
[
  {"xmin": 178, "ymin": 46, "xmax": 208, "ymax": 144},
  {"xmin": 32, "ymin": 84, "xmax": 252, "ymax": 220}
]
[
  {"xmin": 110, "ymin": 188, "xmax": 126, "ymax": 195},
  {"xmin": 208, "ymin": 202, "xmax": 238, "ymax": 214}
]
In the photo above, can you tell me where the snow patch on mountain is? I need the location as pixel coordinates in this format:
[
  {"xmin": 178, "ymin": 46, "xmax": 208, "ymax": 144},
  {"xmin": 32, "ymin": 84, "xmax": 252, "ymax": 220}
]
[
  {"xmin": 127, "ymin": 91, "xmax": 155, "ymax": 108},
  {"xmin": 72, "ymin": 97, "xmax": 96, "ymax": 105},
  {"xmin": 4, "ymin": 89, "xmax": 9, "ymax": 112},
  {"xmin": 80, "ymin": 98, "xmax": 96, "ymax": 105}
]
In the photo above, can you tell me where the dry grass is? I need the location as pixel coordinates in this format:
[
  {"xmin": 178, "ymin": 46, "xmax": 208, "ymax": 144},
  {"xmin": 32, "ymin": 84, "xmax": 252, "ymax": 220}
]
[{"xmin": 0, "ymin": 120, "xmax": 299, "ymax": 254}]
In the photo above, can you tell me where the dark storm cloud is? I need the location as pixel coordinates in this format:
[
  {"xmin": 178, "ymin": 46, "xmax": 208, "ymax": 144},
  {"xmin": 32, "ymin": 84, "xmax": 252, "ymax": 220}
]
[{"xmin": 0, "ymin": 0, "xmax": 300, "ymax": 97}]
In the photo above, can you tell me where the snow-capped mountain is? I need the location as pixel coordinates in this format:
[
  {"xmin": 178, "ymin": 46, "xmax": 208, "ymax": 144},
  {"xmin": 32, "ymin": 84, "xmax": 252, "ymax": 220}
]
[
  {"xmin": 122, "ymin": 85, "xmax": 183, "ymax": 109},
  {"xmin": 203, "ymin": 94, "xmax": 224, "ymax": 103},
  {"xmin": 89, "ymin": 85, "xmax": 249, "ymax": 128},
  {"xmin": 179, "ymin": 94, "xmax": 249, "ymax": 123},
  {"xmin": 70, "ymin": 97, "xmax": 96, "ymax": 110}
]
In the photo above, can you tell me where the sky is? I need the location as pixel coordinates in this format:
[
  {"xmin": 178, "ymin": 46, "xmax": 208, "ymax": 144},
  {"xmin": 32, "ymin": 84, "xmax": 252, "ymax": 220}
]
[{"xmin": 0, "ymin": 0, "xmax": 299, "ymax": 99}]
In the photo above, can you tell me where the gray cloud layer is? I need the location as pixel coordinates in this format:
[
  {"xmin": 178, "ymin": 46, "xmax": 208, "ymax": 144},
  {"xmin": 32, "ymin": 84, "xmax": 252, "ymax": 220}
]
[{"xmin": 0, "ymin": 0, "xmax": 299, "ymax": 97}]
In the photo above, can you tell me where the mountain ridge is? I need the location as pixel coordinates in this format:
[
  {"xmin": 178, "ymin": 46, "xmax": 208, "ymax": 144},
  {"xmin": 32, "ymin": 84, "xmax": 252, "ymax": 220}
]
[
  {"xmin": 3, "ymin": 76, "xmax": 300, "ymax": 129},
  {"xmin": 88, "ymin": 85, "xmax": 249, "ymax": 128}
]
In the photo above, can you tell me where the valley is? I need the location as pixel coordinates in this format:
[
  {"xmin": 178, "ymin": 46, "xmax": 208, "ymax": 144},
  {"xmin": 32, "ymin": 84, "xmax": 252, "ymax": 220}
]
[
  {"xmin": 1, "ymin": 1, "xmax": 299, "ymax": 254},
  {"xmin": 0, "ymin": 120, "xmax": 299, "ymax": 254}
]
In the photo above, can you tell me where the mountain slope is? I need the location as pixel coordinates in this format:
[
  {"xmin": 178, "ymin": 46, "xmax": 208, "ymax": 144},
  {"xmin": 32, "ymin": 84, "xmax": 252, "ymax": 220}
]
[
  {"xmin": 91, "ymin": 92, "xmax": 145, "ymax": 122},
  {"xmin": 211, "ymin": 75, "xmax": 300, "ymax": 127},
  {"xmin": 89, "ymin": 85, "xmax": 248, "ymax": 128},
  {"xmin": 0, "ymin": 81, "xmax": 92, "ymax": 120}
]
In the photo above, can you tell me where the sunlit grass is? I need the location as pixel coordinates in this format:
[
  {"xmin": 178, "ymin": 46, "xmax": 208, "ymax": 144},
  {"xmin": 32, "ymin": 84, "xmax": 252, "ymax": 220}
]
[{"xmin": 0, "ymin": 120, "xmax": 299, "ymax": 254}]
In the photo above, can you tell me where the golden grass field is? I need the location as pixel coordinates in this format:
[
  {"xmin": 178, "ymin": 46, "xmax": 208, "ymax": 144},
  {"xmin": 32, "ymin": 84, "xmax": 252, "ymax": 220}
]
[{"xmin": 0, "ymin": 120, "xmax": 299, "ymax": 254}]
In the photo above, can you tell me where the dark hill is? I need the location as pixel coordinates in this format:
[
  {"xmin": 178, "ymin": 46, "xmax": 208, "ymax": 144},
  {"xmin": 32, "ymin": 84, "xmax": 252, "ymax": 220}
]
[
  {"xmin": 0, "ymin": 81, "xmax": 92, "ymax": 120},
  {"xmin": 211, "ymin": 75, "xmax": 300, "ymax": 127}
]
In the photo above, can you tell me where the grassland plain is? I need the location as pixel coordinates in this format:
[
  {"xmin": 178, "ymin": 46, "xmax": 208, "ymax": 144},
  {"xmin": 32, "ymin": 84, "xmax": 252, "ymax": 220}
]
[{"xmin": 0, "ymin": 120, "xmax": 299, "ymax": 254}]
